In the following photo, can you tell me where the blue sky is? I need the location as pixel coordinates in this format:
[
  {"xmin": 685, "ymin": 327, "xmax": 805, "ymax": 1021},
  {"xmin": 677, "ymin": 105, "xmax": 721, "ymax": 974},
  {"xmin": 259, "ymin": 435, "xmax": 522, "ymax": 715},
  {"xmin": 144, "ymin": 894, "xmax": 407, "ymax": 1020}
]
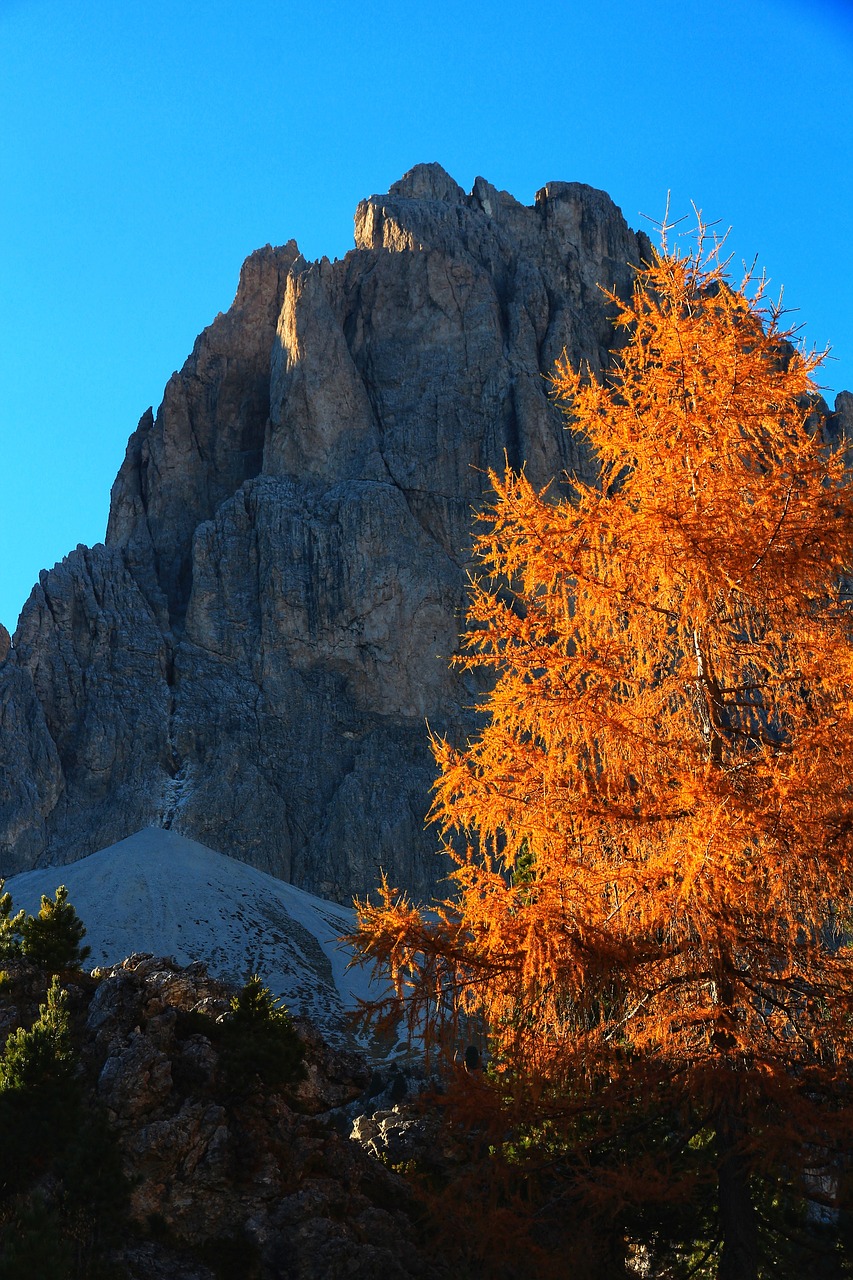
[{"xmin": 1, "ymin": 0, "xmax": 851, "ymax": 633}]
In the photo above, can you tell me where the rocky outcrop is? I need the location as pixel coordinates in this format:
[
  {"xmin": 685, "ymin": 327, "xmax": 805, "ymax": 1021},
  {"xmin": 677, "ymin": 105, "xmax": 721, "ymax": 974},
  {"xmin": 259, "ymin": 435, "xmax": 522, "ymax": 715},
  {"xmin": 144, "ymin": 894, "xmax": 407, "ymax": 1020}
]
[
  {"xmin": 6, "ymin": 163, "xmax": 845, "ymax": 900},
  {"xmin": 0, "ymin": 954, "xmax": 451, "ymax": 1280}
]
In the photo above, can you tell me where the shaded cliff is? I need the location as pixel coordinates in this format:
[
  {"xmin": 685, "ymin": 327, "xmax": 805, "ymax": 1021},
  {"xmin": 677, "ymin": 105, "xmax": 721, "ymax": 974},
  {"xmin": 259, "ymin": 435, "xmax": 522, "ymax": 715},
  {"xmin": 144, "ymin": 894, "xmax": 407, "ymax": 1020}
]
[{"xmin": 7, "ymin": 163, "xmax": 845, "ymax": 900}]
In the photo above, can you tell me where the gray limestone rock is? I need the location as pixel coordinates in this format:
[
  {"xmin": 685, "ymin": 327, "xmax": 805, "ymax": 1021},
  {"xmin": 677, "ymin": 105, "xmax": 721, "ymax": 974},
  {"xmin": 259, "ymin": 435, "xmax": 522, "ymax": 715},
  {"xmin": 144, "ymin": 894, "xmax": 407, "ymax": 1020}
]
[
  {"xmin": 8, "ymin": 543, "xmax": 173, "ymax": 863},
  {"xmin": 5, "ymin": 163, "xmax": 836, "ymax": 903},
  {"xmin": 106, "ymin": 241, "xmax": 301, "ymax": 623},
  {"xmin": 0, "ymin": 638, "xmax": 63, "ymax": 873}
]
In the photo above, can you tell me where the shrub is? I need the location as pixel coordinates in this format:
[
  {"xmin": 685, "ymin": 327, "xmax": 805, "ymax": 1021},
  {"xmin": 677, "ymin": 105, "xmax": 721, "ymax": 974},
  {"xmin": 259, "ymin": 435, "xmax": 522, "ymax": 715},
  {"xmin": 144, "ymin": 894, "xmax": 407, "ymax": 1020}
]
[
  {"xmin": 220, "ymin": 975, "xmax": 305, "ymax": 1092},
  {"xmin": 0, "ymin": 1195, "xmax": 73, "ymax": 1280}
]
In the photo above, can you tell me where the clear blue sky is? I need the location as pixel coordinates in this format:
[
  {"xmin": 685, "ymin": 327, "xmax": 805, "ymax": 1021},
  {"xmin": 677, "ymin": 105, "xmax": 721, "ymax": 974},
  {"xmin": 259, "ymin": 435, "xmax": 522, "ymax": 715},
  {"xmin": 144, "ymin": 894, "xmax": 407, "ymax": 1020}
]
[{"xmin": 1, "ymin": 0, "xmax": 851, "ymax": 634}]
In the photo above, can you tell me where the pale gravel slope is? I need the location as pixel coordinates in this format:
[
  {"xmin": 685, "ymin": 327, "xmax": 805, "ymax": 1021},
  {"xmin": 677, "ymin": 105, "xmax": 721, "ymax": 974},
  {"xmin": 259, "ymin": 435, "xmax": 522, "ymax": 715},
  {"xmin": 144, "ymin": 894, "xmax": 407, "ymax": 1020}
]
[{"xmin": 5, "ymin": 826, "xmax": 391, "ymax": 1049}]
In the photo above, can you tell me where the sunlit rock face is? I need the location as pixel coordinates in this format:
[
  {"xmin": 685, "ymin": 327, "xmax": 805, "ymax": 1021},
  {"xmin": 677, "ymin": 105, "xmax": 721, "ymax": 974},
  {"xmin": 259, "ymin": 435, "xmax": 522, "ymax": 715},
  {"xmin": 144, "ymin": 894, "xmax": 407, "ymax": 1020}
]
[{"xmin": 2, "ymin": 164, "xmax": 667, "ymax": 896}]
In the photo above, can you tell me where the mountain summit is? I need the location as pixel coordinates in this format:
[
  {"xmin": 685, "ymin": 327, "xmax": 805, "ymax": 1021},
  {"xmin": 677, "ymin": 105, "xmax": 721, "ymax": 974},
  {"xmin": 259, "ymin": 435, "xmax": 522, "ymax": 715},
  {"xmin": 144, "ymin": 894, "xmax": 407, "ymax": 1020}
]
[{"xmin": 3, "ymin": 165, "xmax": 849, "ymax": 898}]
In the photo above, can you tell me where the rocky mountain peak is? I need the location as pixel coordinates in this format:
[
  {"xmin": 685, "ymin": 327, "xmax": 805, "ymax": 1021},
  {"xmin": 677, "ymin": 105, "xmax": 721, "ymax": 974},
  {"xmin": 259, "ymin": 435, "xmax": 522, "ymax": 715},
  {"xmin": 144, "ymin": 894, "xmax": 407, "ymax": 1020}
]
[
  {"xmin": 386, "ymin": 160, "xmax": 466, "ymax": 203},
  {"xmin": 4, "ymin": 166, "xmax": 842, "ymax": 904}
]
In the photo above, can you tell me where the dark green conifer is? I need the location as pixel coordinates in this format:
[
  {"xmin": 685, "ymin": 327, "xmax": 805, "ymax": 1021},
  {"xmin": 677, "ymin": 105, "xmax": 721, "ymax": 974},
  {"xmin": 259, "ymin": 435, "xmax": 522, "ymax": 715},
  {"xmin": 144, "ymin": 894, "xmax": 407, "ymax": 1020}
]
[
  {"xmin": 0, "ymin": 882, "xmax": 23, "ymax": 959},
  {"xmin": 221, "ymin": 974, "xmax": 305, "ymax": 1090},
  {"xmin": 19, "ymin": 885, "xmax": 90, "ymax": 971},
  {"xmin": 0, "ymin": 975, "xmax": 74, "ymax": 1096},
  {"xmin": 0, "ymin": 977, "xmax": 128, "ymax": 1276},
  {"xmin": 0, "ymin": 977, "xmax": 76, "ymax": 1198}
]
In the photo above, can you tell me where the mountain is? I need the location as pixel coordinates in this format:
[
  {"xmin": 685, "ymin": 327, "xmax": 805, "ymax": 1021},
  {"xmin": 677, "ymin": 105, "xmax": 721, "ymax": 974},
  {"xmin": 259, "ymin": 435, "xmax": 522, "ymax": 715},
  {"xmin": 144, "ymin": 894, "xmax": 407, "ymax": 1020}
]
[
  {"xmin": 3, "ymin": 163, "xmax": 850, "ymax": 898},
  {"xmin": 4, "ymin": 827, "xmax": 386, "ymax": 1050}
]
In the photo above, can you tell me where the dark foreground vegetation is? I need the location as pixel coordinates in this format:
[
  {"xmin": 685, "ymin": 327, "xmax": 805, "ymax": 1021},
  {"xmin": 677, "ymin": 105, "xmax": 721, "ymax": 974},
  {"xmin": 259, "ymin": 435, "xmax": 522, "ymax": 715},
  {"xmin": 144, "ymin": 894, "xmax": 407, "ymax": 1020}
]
[
  {"xmin": 0, "ymin": 883, "xmax": 457, "ymax": 1279},
  {"xmin": 3, "ymin": 938, "xmax": 852, "ymax": 1280}
]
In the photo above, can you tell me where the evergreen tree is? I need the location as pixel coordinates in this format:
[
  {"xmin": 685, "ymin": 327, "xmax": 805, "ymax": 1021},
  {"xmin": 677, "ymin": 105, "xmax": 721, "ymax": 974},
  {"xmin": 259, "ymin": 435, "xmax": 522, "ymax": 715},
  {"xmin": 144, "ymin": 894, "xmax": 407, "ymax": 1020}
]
[
  {"xmin": 0, "ymin": 977, "xmax": 128, "ymax": 1278},
  {"xmin": 0, "ymin": 976, "xmax": 74, "ymax": 1096},
  {"xmin": 0, "ymin": 882, "xmax": 23, "ymax": 960},
  {"xmin": 0, "ymin": 977, "xmax": 77, "ymax": 1201},
  {"xmin": 19, "ymin": 885, "xmax": 90, "ymax": 971},
  {"xmin": 220, "ymin": 974, "xmax": 305, "ymax": 1091},
  {"xmin": 354, "ymin": 227, "xmax": 853, "ymax": 1278}
]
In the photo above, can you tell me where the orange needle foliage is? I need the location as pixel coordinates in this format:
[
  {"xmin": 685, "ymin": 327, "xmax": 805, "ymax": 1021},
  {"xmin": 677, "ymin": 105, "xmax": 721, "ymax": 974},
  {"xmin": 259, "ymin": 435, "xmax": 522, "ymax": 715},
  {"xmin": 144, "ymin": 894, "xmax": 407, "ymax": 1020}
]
[{"xmin": 352, "ymin": 229, "xmax": 853, "ymax": 1273}]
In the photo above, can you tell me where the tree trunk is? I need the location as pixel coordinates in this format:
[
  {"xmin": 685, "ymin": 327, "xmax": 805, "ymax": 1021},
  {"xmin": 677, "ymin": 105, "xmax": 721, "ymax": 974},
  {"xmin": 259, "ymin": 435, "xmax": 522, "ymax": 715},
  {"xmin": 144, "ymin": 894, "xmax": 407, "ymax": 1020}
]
[{"xmin": 717, "ymin": 1112, "xmax": 758, "ymax": 1280}]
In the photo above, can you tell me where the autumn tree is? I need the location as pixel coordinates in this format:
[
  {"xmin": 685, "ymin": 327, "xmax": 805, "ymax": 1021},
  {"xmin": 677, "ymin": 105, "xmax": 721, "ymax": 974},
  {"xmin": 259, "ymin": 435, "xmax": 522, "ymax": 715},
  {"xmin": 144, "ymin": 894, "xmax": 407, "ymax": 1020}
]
[{"xmin": 353, "ymin": 227, "xmax": 853, "ymax": 1278}]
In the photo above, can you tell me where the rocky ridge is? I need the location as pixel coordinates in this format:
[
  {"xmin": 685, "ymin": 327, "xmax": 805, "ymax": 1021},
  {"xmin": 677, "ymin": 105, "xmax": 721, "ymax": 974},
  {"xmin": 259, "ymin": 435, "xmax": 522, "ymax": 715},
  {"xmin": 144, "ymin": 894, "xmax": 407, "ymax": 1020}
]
[
  {"xmin": 3, "ymin": 164, "xmax": 850, "ymax": 899},
  {"xmin": 0, "ymin": 953, "xmax": 454, "ymax": 1280}
]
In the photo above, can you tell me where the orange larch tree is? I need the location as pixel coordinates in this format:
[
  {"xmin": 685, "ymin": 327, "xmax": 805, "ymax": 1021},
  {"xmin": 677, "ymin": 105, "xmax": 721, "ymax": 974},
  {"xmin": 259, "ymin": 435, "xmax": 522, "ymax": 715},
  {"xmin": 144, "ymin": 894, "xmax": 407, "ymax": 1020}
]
[{"xmin": 353, "ymin": 228, "xmax": 853, "ymax": 1279}]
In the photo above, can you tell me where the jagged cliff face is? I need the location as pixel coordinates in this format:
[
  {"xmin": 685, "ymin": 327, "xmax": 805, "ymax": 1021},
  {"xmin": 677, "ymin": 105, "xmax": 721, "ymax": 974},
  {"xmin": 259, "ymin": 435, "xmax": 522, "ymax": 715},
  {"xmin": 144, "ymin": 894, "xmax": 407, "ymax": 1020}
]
[{"xmin": 4, "ymin": 163, "xmax": 848, "ymax": 899}]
